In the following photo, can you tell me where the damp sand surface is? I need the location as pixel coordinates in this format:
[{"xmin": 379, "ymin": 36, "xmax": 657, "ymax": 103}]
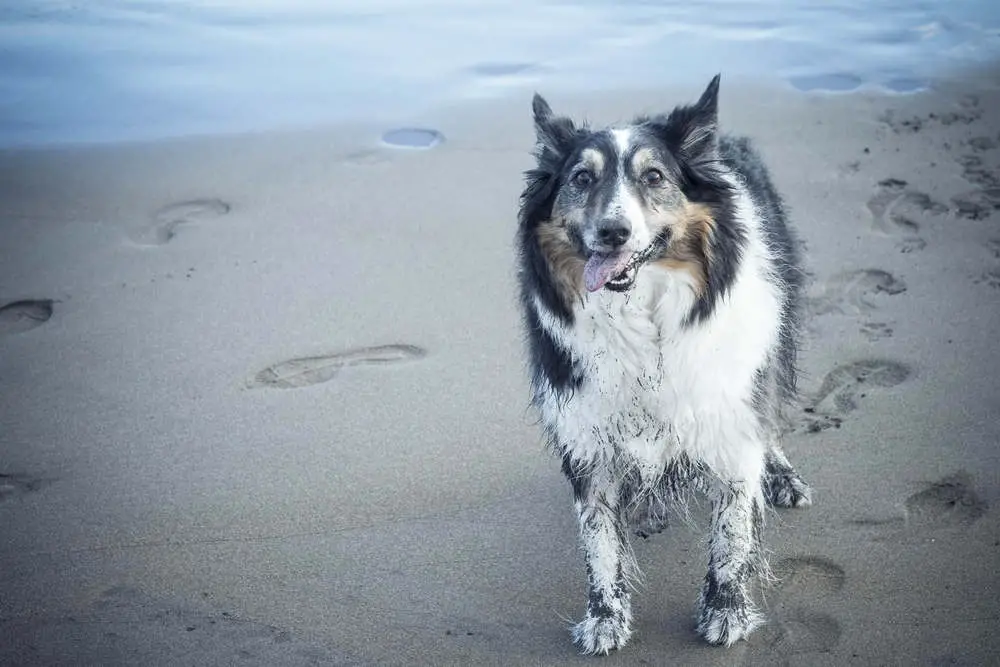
[{"xmin": 2, "ymin": 74, "xmax": 1000, "ymax": 665}]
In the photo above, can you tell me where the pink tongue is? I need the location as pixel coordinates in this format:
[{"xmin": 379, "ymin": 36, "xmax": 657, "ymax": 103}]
[{"xmin": 584, "ymin": 251, "xmax": 633, "ymax": 292}]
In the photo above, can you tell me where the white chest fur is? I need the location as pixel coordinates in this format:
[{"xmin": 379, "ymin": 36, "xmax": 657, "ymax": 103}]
[{"xmin": 537, "ymin": 233, "xmax": 782, "ymax": 484}]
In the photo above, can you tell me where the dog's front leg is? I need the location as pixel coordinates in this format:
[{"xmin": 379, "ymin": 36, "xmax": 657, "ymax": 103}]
[
  {"xmin": 564, "ymin": 457, "xmax": 634, "ymax": 655},
  {"xmin": 696, "ymin": 480, "xmax": 765, "ymax": 646}
]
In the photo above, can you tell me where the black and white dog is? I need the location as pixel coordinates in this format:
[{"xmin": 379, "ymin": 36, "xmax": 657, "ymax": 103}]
[{"xmin": 516, "ymin": 75, "xmax": 812, "ymax": 655}]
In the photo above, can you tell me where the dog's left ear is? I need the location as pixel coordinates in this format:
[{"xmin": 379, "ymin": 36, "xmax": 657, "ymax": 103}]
[{"xmin": 679, "ymin": 74, "xmax": 721, "ymax": 158}]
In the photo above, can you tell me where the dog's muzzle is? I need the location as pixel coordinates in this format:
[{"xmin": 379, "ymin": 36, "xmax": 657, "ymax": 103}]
[{"xmin": 583, "ymin": 232, "xmax": 671, "ymax": 293}]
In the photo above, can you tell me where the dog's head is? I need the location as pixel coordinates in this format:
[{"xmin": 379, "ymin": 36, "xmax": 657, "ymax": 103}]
[{"xmin": 524, "ymin": 75, "xmax": 728, "ymax": 297}]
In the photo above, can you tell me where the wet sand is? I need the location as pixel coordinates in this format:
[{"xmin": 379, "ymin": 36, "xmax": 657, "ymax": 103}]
[{"xmin": 2, "ymin": 71, "xmax": 1000, "ymax": 665}]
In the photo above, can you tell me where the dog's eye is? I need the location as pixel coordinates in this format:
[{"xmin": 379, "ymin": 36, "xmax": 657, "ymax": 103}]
[
  {"xmin": 643, "ymin": 169, "xmax": 665, "ymax": 187},
  {"xmin": 572, "ymin": 170, "xmax": 595, "ymax": 188}
]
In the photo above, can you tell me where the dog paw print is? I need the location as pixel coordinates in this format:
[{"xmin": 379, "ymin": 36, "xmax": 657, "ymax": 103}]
[
  {"xmin": 806, "ymin": 269, "xmax": 906, "ymax": 318},
  {"xmin": 859, "ymin": 322, "xmax": 893, "ymax": 341},
  {"xmin": 952, "ymin": 188, "xmax": 1000, "ymax": 221},
  {"xmin": 956, "ymin": 154, "xmax": 1000, "ymax": 189},
  {"xmin": 973, "ymin": 270, "xmax": 1000, "ymax": 289},
  {"xmin": 811, "ymin": 359, "xmax": 911, "ymax": 414},
  {"xmin": 866, "ymin": 179, "xmax": 946, "ymax": 248},
  {"xmin": 797, "ymin": 359, "xmax": 910, "ymax": 434}
]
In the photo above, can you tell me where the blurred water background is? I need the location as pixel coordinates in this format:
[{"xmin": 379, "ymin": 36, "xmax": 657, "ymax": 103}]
[{"xmin": 1, "ymin": 0, "xmax": 999, "ymax": 146}]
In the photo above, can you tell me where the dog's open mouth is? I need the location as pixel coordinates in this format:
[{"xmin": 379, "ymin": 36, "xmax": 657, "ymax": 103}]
[
  {"xmin": 583, "ymin": 243, "xmax": 662, "ymax": 293},
  {"xmin": 604, "ymin": 262, "xmax": 638, "ymax": 292}
]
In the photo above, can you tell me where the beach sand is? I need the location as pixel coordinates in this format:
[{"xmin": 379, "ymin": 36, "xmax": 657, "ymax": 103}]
[{"xmin": 2, "ymin": 70, "xmax": 999, "ymax": 666}]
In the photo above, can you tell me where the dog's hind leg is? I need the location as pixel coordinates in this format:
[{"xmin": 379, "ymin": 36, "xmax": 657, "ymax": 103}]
[
  {"xmin": 763, "ymin": 442, "xmax": 812, "ymax": 508},
  {"xmin": 562, "ymin": 455, "xmax": 635, "ymax": 655},
  {"xmin": 753, "ymin": 361, "xmax": 812, "ymax": 508},
  {"xmin": 696, "ymin": 478, "xmax": 766, "ymax": 647}
]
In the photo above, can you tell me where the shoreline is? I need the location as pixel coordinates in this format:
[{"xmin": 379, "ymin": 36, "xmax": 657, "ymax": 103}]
[{"xmin": 2, "ymin": 64, "xmax": 997, "ymax": 154}]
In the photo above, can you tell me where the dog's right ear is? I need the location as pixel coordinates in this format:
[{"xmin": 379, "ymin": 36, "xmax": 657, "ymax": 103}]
[
  {"xmin": 532, "ymin": 93, "xmax": 576, "ymax": 158},
  {"xmin": 532, "ymin": 93, "xmax": 554, "ymax": 126}
]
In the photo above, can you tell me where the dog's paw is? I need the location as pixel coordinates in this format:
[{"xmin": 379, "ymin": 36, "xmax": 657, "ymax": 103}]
[
  {"xmin": 571, "ymin": 614, "xmax": 632, "ymax": 656},
  {"xmin": 696, "ymin": 602, "xmax": 763, "ymax": 647},
  {"xmin": 764, "ymin": 469, "xmax": 813, "ymax": 508}
]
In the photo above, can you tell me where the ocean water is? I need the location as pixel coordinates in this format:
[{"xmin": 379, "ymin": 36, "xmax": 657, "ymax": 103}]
[{"xmin": 1, "ymin": 0, "xmax": 998, "ymax": 147}]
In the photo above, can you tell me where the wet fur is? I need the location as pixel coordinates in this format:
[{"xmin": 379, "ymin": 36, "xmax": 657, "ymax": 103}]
[{"xmin": 516, "ymin": 75, "xmax": 812, "ymax": 656}]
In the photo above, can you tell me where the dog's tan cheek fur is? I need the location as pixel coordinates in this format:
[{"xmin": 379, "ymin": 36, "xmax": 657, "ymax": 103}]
[
  {"xmin": 653, "ymin": 202, "xmax": 715, "ymax": 297},
  {"xmin": 536, "ymin": 204, "xmax": 715, "ymax": 303},
  {"xmin": 537, "ymin": 220, "xmax": 586, "ymax": 304}
]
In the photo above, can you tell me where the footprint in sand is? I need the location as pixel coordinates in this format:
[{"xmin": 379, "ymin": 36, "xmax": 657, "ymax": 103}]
[
  {"xmin": 772, "ymin": 556, "xmax": 847, "ymax": 595},
  {"xmin": 0, "ymin": 472, "xmax": 55, "ymax": 501},
  {"xmin": 973, "ymin": 270, "xmax": 1000, "ymax": 289},
  {"xmin": 249, "ymin": 344, "xmax": 426, "ymax": 389},
  {"xmin": 929, "ymin": 95, "xmax": 983, "ymax": 127},
  {"xmin": 977, "ymin": 241, "xmax": 1000, "ymax": 288},
  {"xmin": 956, "ymin": 154, "xmax": 1000, "ymax": 189},
  {"xmin": 966, "ymin": 136, "xmax": 998, "ymax": 152},
  {"xmin": 745, "ymin": 557, "xmax": 846, "ymax": 664},
  {"xmin": 951, "ymin": 188, "xmax": 1000, "ymax": 221},
  {"xmin": 953, "ymin": 148, "xmax": 1000, "ymax": 219},
  {"xmin": 904, "ymin": 472, "xmax": 987, "ymax": 528},
  {"xmin": 806, "ymin": 269, "xmax": 906, "ymax": 318},
  {"xmin": 764, "ymin": 610, "xmax": 842, "ymax": 657},
  {"xmin": 344, "ymin": 127, "xmax": 446, "ymax": 163},
  {"xmin": 859, "ymin": 321, "xmax": 893, "ymax": 341},
  {"xmin": 800, "ymin": 359, "xmax": 910, "ymax": 433},
  {"xmin": 343, "ymin": 149, "xmax": 391, "ymax": 166},
  {"xmin": 866, "ymin": 178, "xmax": 946, "ymax": 251},
  {"xmin": 746, "ymin": 610, "xmax": 842, "ymax": 663},
  {"xmin": 812, "ymin": 359, "xmax": 910, "ymax": 413},
  {"xmin": 879, "ymin": 95, "xmax": 982, "ymax": 135},
  {"xmin": 865, "ymin": 178, "xmax": 907, "ymax": 220},
  {"xmin": 381, "ymin": 128, "xmax": 444, "ymax": 150},
  {"xmin": 836, "ymin": 160, "xmax": 861, "ymax": 176},
  {"xmin": 854, "ymin": 472, "xmax": 990, "ymax": 533},
  {"xmin": 0, "ymin": 299, "xmax": 53, "ymax": 335},
  {"xmin": 1, "ymin": 586, "xmax": 350, "ymax": 665},
  {"xmin": 129, "ymin": 199, "xmax": 231, "ymax": 246}
]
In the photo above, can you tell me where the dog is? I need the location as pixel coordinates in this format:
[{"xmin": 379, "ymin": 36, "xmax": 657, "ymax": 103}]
[{"xmin": 515, "ymin": 75, "xmax": 812, "ymax": 655}]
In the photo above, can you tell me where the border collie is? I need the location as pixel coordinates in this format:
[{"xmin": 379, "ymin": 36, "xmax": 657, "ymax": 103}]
[{"xmin": 516, "ymin": 75, "xmax": 812, "ymax": 655}]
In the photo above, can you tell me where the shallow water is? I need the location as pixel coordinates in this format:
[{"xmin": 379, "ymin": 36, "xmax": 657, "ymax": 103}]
[{"xmin": 1, "ymin": 0, "xmax": 998, "ymax": 146}]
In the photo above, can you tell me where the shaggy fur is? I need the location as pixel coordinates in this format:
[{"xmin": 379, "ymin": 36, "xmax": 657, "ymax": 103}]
[{"xmin": 515, "ymin": 75, "xmax": 812, "ymax": 656}]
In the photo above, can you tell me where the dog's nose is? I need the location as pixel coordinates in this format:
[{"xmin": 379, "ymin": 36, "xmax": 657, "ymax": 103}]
[{"xmin": 596, "ymin": 219, "xmax": 631, "ymax": 248}]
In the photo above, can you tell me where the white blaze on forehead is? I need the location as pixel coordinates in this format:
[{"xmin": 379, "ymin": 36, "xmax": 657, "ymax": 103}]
[{"xmin": 611, "ymin": 128, "xmax": 633, "ymax": 155}]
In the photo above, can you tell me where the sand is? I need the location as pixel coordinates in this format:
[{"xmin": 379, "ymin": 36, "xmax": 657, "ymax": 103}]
[{"xmin": 2, "ymin": 69, "xmax": 1000, "ymax": 666}]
